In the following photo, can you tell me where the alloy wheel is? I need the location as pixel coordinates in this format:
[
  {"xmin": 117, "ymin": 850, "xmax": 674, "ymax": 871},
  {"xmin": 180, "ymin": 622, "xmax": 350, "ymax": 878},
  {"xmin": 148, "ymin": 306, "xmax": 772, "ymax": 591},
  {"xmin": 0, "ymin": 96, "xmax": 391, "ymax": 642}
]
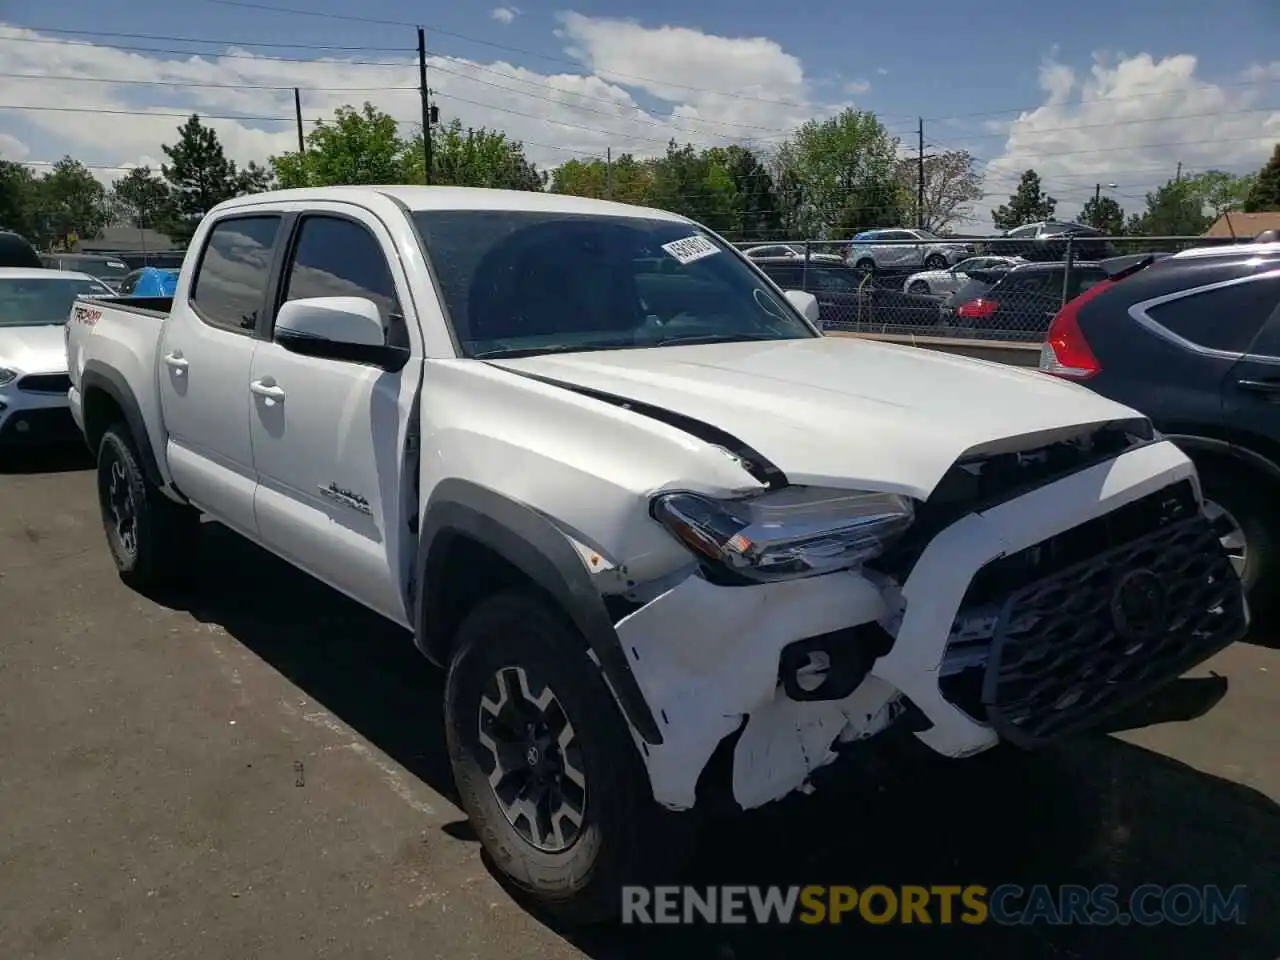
[
  {"xmin": 476, "ymin": 665, "xmax": 587, "ymax": 853},
  {"xmin": 104, "ymin": 456, "xmax": 138, "ymax": 559}
]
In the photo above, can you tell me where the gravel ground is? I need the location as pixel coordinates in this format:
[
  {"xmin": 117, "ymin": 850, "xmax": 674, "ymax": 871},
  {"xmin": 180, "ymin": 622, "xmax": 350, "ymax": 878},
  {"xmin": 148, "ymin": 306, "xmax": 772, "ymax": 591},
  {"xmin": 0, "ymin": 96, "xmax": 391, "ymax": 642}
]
[{"xmin": 1, "ymin": 446, "xmax": 1277, "ymax": 959}]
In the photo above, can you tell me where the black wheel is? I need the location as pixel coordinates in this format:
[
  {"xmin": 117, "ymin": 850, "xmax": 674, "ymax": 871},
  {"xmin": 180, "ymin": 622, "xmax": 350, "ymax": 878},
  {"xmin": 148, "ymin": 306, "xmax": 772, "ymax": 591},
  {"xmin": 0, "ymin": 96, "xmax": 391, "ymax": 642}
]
[
  {"xmin": 924, "ymin": 254, "xmax": 948, "ymax": 270},
  {"xmin": 445, "ymin": 591, "xmax": 693, "ymax": 924},
  {"xmin": 855, "ymin": 258, "xmax": 875, "ymax": 272},
  {"xmin": 1195, "ymin": 460, "xmax": 1278, "ymax": 619},
  {"xmin": 95, "ymin": 423, "xmax": 197, "ymax": 589},
  {"xmin": 908, "ymin": 280, "xmax": 931, "ymax": 295}
]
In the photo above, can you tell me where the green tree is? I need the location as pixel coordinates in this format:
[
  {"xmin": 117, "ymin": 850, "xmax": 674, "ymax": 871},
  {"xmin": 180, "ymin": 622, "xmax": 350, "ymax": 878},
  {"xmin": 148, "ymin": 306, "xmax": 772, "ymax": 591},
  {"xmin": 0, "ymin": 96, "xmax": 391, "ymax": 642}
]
[
  {"xmin": 36, "ymin": 156, "xmax": 110, "ymax": 248},
  {"xmin": 549, "ymin": 154, "xmax": 653, "ymax": 205},
  {"xmin": 234, "ymin": 161, "xmax": 274, "ymax": 195},
  {"xmin": 773, "ymin": 109, "xmax": 904, "ymax": 237},
  {"xmin": 705, "ymin": 145, "xmax": 782, "ymax": 241},
  {"xmin": 272, "ymin": 103, "xmax": 408, "ymax": 188},
  {"xmin": 0, "ymin": 158, "xmax": 42, "ymax": 241},
  {"xmin": 1188, "ymin": 169, "xmax": 1255, "ymax": 219},
  {"xmin": 900, "ymin": 150, "xmax": 983, "ymax": 232},
  {"xmin": 991, "ymin": 169, "xmax": 1057, "ymax": 230},
  {"xmin": 161, "ymin": 115, "xmax": 241, "ymax": 242},
  {"xmin": 1244, "ymin": 144, "xmax": 1280, "ymax": 212},
  {"xmin": 645, "ymin": 141, "xmax": 738, "ymax": 233},
  {"xmin": 404, "ymin": 118, "xmax": 544, "ymax": 190},
  {"xmin": 1126, "ymin": 179, "xmax": 1211, "ymax": 236},
  {"xmin": 1080, "ymin": 194, "xmax": 1125, "ymax": 235},
  {"xmin": 109, "ymin": 166, "xmax": 176, "ymax": 231}
]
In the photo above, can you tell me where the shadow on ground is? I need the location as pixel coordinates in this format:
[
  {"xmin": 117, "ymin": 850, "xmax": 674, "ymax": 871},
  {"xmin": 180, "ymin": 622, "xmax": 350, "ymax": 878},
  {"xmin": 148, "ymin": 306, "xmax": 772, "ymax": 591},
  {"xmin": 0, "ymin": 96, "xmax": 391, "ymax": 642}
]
[
  {"xmin": 0, "ymin": 443, "xmax": 93, "ymax": 475},
  {"xmin": 148, "ymin": 524, "xmax": 1280, "ymax": 960}
]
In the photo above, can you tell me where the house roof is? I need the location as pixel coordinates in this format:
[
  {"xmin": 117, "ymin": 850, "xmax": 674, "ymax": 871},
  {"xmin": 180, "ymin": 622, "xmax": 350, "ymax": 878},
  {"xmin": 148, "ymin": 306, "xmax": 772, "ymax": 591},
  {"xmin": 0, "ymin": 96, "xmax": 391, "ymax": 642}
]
[
  {"xmin": 1203, "ymin": 212, "xmax": 1280, "ymax": 238},
  {"xmin": 75, "ymin": 225, "xmax": 178, "ymax": 252}
]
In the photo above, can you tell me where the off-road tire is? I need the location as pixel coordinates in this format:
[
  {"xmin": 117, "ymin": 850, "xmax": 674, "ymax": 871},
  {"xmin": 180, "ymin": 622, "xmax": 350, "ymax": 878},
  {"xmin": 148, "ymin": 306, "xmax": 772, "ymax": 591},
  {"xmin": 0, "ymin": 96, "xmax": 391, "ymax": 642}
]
[
  {"xmin": 444, "ymin": 591, "xmax": 694, "ymax": 924},
  {"xmin": 95, "ymin": 422, "xmax": 197, "ymax": 589},
  {"xmin": 1195, "ymin": 459, "xmax": 1278, "ymax": 620}
]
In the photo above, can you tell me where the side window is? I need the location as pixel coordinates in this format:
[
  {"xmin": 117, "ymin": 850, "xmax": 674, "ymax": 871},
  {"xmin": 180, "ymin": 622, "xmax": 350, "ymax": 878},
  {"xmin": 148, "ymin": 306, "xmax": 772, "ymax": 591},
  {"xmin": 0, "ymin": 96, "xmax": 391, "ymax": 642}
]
[
  {"xmin": 281, "ymin": 215, "xmax": 404, "ymax": 346},
  {"xmin": 190, "ymin": 215, "xmax": 282, "ymax": 333},
  {"xmin": 1146, "ymin": 275, "xmax": 1280, "ymax": 354},
  {"xmin": 1006, "ymin": 225, "xmax": 1037, "ymax": 239},
  {"xmin": 999, "ymin": 274, "xmax": 1054, "ymax": 296}
]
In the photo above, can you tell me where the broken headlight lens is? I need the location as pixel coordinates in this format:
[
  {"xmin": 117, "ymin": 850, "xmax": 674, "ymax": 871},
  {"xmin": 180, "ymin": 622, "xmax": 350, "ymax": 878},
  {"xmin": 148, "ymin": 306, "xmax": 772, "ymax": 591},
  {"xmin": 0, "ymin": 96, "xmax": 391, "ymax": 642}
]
[{"xmin": 650, "ymin": 486, "xmax": 914, "ymax": 584}]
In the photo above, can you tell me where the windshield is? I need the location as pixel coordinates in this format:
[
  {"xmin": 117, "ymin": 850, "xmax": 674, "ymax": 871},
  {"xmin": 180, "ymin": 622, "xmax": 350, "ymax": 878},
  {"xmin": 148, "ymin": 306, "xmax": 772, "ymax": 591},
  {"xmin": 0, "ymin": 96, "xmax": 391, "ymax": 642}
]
[
  {"xmin": 71, "ymin": 258, "xmax": 131, "ymax": 283},
  {"xmin": 410, "ymin": 210, "xmax": 817, "ymax": 358},
  {"xmin": 0, "ymin": 277, "xmax": 113, "ymax": 326}
]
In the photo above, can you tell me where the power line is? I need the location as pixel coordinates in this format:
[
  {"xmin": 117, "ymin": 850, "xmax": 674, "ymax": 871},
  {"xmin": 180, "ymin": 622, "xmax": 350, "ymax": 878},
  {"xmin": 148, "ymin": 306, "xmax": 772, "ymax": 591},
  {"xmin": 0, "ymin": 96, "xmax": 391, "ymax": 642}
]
[
  {"xmin": 0, "ymin": 34, "xmax": 414, "ymax": 66},
  {"xmin": 0, "ymin": 71, "xmax": 419, "ymax": 92},
  {"xmin": 0, "ymin": 26, "xmax": 412, "ymax": 52}
]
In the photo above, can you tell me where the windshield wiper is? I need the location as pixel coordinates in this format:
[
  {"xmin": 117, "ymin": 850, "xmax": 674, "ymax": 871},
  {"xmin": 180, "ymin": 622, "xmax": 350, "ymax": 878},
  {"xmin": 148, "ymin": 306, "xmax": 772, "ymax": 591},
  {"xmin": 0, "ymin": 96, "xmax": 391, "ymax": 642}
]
[
  {"xmin": 654, "ymin": 333, "xmax": 786, "ymax": 347},
  {"xmin": 472, "ymin": 341, "xmax": 637, "ymax": 360}
]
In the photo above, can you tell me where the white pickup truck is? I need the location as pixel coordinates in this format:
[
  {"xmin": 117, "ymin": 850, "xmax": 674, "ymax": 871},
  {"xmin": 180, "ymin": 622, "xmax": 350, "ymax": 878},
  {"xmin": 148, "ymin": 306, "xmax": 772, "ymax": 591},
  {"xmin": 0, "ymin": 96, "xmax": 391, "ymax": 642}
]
[{"xmin": 66, "ymin": 186, "xmax": 1247, "ymax": 921}]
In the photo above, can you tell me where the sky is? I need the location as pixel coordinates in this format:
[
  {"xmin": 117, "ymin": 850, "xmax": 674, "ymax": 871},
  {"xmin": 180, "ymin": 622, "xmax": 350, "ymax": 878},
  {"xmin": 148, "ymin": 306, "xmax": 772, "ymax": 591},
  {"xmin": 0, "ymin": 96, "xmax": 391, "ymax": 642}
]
[{"xmin": 1, "ymin": 0, "xmax": 1278, "ymax": 233}]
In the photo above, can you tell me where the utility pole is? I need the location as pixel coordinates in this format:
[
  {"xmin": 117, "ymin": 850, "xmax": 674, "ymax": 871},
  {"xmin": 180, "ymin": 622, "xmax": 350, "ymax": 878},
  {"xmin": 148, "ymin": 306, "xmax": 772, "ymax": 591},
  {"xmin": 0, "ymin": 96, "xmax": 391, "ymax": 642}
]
[
  {"xmin": 417, "ymin": 27, "xmax": 432, "ymax": 185},
  {"xmin": 293, "ymin": 88, "xmax": 305, "ymax": 154},
  {"xmin": 916, "ymin": 117, "xmax": 925, "ymax": 230},
  {"xmin": 1094, "ymin": 182, "xmax": 1101, "ymax": 206},
  {"xmin": 606, "ymin": 147, "xmax": 613, "ymax": 200},
  {"xmin": 1175, "ymin": 161, "xmax": 1183, "ymax": 183}
]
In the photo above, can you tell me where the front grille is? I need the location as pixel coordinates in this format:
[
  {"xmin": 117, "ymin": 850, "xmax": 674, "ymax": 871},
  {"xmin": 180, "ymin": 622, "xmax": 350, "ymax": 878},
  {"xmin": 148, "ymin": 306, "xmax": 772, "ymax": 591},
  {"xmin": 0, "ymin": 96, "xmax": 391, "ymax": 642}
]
[
  {"xmin": 938, "ymin": 480, "xmax": 1247, "ymax": 747},
  {"xmin": 0, "ymin": 406, "xmax": 80, "ymax": 445},
  {"xmin": 17, "ymin": 373, "xmax": 71, "ymax": 394}
]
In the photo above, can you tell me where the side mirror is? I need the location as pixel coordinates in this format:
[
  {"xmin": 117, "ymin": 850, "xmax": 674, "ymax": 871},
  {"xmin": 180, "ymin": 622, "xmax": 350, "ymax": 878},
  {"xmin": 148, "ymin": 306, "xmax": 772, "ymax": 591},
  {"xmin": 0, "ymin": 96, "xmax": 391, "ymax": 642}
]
[
  {"xmin": 784, "ymin": 289, "xmax": 821, "ymax": 328},
  {"xmin": 274, "ymin": 297, "xmax": 409, "ymax": 372}
]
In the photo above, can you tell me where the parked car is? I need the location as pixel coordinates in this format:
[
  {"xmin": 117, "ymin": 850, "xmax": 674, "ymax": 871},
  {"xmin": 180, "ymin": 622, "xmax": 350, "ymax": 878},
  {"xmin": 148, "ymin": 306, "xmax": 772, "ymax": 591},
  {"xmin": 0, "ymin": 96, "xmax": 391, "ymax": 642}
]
[
  {"xmin": 1, "ymin": 229, "xmax": 41, "ymax": 269},
  {"xmin": 39, "ymin": 253, "xmax": 132, "ymax": 291},
  {"xmin": 758, "ymin": 261, "xmax": 944, "ymax": 329},
  {"xmin": 902, "ymin": 255, "xmax": 1023, "ymax": 297},
  {"xmin": 741, "ymin": 244, "xmax": 844, "ymax": 266},
  {"xmin": 67, "ymin": 186, "xmax": 1246, "ymax": 923},
  {"xmin": 1040, "ymin": 240, "xmax": 1280, "ymax": 616},
  {"xmin": 845, "ymin": 228, "xmax": 975, "ymax": 272},
  {"xmin": 119, "ymin": 266, "xmax": 180, "ymax": 298},
  {"xmin": 996, "ymin": 221, "xmax": 1113, "ymax": 262},
  {"xmin": 942, "ymin": 261, "xmax": 1110, "ymax": 339},
  {"xmin": 0, "ymin": 268, "xmax": 115, "ymax": 446}
]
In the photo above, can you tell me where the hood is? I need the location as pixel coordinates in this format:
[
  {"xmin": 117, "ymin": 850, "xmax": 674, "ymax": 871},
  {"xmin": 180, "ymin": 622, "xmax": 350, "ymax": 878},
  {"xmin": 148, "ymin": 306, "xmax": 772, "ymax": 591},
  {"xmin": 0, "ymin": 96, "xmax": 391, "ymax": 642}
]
[
  {"xmin": 0, "ymin": 324, "xmax": 68, "ymax": 375},
  {"xmin": 490, "ymin": 337, "xmax": 1143, "ymax": 500}
]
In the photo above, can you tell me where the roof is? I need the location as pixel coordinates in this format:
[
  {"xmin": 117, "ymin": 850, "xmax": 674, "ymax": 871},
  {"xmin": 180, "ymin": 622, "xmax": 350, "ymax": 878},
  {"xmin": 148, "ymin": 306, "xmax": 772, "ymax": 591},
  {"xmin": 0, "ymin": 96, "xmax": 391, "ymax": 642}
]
[
  {"xmin": 1007, "ymin": 260, "xmax": 1103, "ymax": 272},
  {"xmin": 77, "ymin": 226, "xmax": 177, "ymax": 252},
  {"xmin": 1171, "ymin": 241, "xmax": 1280, "ymax": 260},
  {"xmin": 215, "ymin": 185, "xmax": 690, "ymax": 224},
  {"xmin": 0, "ymin": 267, "xmax": 105, "ymax": 282},
  {"xmin": 1203, "ymin": 212, "xmax": 1280, "ymax": 238}
]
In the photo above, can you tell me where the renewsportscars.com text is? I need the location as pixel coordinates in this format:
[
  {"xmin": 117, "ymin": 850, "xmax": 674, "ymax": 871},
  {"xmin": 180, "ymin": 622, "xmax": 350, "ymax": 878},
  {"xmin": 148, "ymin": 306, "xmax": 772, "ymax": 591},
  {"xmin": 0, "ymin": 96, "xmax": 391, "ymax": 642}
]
[{"xmin": 621, "ymin": 884, "xmax": 1249, "ymax": 926}]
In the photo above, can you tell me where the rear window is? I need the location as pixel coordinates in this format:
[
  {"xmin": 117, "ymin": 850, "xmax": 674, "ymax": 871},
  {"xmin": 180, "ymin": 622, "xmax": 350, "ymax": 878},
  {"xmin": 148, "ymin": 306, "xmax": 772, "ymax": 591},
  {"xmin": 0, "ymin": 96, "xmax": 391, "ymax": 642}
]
[
  {"xmin": 189, "ymin": 215, "xmax": 281, "ymax": 333},
  {"xmin": 1144, "ymin": 275, "xmax": 1280, "ymax": 353}
]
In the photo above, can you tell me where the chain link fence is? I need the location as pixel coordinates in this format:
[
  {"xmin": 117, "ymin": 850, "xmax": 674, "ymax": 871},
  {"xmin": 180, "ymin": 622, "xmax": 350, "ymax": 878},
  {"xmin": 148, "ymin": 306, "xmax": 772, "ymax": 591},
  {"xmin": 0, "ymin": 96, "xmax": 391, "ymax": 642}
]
[{"xmin": 736, "ymin": 234, "xmax": 1254, "ymax": 343}]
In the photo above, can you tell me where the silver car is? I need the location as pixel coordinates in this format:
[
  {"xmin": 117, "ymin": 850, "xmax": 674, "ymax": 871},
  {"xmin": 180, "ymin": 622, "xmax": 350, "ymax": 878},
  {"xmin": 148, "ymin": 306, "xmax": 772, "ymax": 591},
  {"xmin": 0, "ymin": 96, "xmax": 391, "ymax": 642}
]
[
  {"xmin": 902, "ymin": 255, "xmax": 1023, "ymax": 296},
  {"xmin": 845, "ymin": 229, "xmax": 975, "ymax": 272},
  {"xmin": 741, "ymin": 243, "xmax": 845, "ymax": 265}
]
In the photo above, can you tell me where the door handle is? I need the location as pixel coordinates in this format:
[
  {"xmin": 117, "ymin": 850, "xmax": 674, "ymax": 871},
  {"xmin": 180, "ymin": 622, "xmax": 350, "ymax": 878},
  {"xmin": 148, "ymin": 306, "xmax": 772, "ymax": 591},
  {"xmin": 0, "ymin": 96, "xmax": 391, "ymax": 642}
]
[
  {"xmin": 249, "ymin": 379, "xmax": 286, "ymax": 402},
  {"xmin": 1235, "ymin": 378, "xmax": 1280, "ymax": 397},
  {"xmin": 163, "ymin": 352, "xmax": 188, "ymax": 372}
]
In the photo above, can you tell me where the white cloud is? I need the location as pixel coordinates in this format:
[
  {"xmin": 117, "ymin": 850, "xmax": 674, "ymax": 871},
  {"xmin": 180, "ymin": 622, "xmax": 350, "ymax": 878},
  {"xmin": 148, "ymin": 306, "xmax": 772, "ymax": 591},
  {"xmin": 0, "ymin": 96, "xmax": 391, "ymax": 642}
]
[
  {"xmin": 976, "ymin": 52, "xmax": 1280, "ymax": 229},
  {"xmin": 0, "ymin": 131, "xmax": 29, "ymax": 160},
  {"xmin": 876, "ymin": 67, "xmax": 889, "ymax": 76},
  {"xmin": 0, "ymin": 18, "xmax": 819, "ymax": 184},
  {"xmin": 844, "ymin": 79, "xmax": 870, "ymax": 95},
  {"xmin": 490, "ymin": 7, "xmax": 519, "ymax": 25}
]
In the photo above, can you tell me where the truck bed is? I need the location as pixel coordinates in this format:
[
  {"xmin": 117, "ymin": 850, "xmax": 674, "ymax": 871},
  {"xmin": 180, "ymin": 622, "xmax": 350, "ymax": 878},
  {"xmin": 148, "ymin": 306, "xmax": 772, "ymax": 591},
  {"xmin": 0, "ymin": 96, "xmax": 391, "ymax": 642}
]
[{"xmin": 79, "ymin": 295, "xmax": 173, "ymax": 319}]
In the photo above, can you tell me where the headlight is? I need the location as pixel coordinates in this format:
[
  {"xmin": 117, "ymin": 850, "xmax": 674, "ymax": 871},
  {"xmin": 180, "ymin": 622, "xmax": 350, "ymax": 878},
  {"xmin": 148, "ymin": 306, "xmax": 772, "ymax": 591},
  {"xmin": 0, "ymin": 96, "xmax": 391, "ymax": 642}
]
[
  {"xmin": 651, "ymin": 486, "xmax": 914, "ymax": 584},
  {"xmin": 0, "ymin": 367, "xmax": 17, "ymax": 387}
]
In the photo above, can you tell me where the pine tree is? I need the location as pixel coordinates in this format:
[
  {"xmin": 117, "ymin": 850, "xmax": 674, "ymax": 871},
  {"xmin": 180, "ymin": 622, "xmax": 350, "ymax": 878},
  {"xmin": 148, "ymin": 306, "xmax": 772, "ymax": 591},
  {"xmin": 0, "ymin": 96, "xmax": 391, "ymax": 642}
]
[
  {"xmin": 990, "ymin": 169, "xmax": 1057, "ymax": 230},
  {"xmin": 160, "ymin": 115, "xmax": 239, "ymax": 242},
  {"xmin": 1244, "ymin": 144, "xmax": 1280, "ymax": 212}
]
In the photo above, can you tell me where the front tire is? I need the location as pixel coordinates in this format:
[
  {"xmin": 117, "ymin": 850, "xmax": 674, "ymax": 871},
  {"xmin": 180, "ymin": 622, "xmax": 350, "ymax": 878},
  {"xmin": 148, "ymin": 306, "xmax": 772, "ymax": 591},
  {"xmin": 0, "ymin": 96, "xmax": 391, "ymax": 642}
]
[
  {"xmin": 1196, "ymin": 460, "xmax": 1278, "ymax": 619},
  {"xmin": 908, "ymin": 280, "xmax": 931, "ymax": 295},
  {"xmin": 444, "ymin": 591, "xmax": 693, "ymax": 924},
  {"xmin": 925, "ymin": 254, "xmax": 948, "ymax": 270},
  {"xmin": 95, "ymin": 423, "xmax": 197, "ymax": 589},
  {"xmin": 854, "ymin": 258, "xmax": 875, "ymax": 272}
]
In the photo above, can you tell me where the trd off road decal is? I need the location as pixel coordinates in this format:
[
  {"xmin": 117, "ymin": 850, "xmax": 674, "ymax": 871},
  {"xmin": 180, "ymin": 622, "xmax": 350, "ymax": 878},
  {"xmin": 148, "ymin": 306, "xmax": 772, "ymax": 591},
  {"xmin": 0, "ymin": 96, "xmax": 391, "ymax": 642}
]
[{"xmin": 74, "ymin": 306, "xmax": 102, "ymax": 326}]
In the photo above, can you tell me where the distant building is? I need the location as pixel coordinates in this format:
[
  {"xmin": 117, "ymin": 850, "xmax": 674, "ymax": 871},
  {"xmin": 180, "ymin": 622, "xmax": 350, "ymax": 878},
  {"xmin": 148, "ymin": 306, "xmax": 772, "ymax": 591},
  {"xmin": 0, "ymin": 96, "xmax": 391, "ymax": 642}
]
[{"xmin": 1203, "ymin": 211, "xmax": 1280, "ymax": 239}]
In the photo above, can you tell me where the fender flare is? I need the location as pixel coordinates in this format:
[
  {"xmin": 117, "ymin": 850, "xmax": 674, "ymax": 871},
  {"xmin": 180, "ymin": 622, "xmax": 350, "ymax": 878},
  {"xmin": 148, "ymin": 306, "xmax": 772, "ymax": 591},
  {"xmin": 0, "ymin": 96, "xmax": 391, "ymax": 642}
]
[
  {"xmin": 1161, "ymin": 433, "xmax": 1280, "ymax": 487},
  {"xmin": 79, "ymin": 361, "xmax": 165, "ymax": 489},
  {"xmin": 415, "ymin": 479, "xmax": 663, "ymax": 745}
]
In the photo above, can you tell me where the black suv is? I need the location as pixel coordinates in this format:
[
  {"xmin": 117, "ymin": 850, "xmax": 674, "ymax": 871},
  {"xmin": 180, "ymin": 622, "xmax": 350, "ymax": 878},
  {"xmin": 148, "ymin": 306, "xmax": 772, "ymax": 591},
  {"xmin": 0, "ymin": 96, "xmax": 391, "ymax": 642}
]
[
  {"xmin": 942, "ymin": 261, "xmax": 1109, "ymax": 340},
  {"xmin": 1040, "ymin": 241, "xmax": 1280, "ymax": 615}
]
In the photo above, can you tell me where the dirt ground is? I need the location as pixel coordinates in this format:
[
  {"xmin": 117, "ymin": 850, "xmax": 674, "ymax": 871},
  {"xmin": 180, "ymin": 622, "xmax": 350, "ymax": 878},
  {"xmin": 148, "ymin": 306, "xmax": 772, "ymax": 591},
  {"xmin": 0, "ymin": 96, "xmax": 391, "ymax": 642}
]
[{"xmin": 1, "ymin": 446, "xmax": 1277, "ymax": 959}]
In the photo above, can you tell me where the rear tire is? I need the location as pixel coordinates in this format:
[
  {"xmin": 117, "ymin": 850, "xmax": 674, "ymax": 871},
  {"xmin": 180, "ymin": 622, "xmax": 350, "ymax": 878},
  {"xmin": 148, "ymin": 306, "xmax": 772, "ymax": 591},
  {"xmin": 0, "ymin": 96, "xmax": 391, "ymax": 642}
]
[
  {"xmin": 95, "ymin": 423, "xmax": 197, "ymax": 589},
  {"xmin": 924, "ymin": 254, "xmax": 948, "ymax": 270},
  {"xmin": 444, "ymin": 591, "xmax": 694, "ymax": 924},
  {"xmin": 908, "ymin": 280, "xmax": 930, "ymax": 295},
  {"xmin": 855, "ymin": 258, "xmax": 875, "ymax": 272},
  {"xmin": 1195, "ymin": 460, "xmax": 1278, "ymax": 619}
]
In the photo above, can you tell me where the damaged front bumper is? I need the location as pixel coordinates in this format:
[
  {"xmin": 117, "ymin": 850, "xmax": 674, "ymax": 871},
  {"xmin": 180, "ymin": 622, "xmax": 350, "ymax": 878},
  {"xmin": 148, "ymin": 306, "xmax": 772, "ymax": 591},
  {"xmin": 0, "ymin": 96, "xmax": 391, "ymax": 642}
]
[{"xmin": 615, "ymin": 439, "xmax": 1248, "ymax": 812}]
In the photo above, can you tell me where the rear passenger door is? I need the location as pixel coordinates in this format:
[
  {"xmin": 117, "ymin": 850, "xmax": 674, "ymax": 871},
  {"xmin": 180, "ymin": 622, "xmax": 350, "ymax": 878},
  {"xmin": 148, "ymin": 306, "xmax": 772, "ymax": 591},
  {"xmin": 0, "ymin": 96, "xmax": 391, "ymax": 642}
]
[
  {"xmin": 248, "ymin": 207, "xmax": 422, "ymax": 625},
  {"xmin": 1218, "ymin": 272, "xmax": 1280, "ymax": 435},
  {"xmin": 159, "ymin": 213, "xmax": 282, "ymax": 538}
]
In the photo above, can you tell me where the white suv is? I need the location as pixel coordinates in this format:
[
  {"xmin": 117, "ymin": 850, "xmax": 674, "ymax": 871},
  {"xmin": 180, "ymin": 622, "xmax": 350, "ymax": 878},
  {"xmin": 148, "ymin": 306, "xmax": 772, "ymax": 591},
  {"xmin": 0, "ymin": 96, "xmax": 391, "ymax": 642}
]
[{"xmin": 846, "ymin": 229, "xmax": 975, "ymax": 272}]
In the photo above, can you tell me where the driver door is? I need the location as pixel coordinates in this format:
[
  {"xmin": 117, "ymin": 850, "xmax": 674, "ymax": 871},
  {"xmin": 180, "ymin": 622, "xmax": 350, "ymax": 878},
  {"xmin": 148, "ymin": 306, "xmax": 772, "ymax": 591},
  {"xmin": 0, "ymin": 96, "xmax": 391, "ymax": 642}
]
[{"xmin": 248, "ymin": 207, "xmax": 421, "ymax": 625}]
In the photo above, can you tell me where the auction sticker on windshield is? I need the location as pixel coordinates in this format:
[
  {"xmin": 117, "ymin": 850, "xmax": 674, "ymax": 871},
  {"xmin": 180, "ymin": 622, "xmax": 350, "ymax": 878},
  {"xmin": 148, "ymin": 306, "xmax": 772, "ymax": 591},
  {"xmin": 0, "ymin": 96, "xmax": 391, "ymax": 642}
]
[{"xmin": 661, "ymin": 235, "xmax": 720, "ymax": 266}]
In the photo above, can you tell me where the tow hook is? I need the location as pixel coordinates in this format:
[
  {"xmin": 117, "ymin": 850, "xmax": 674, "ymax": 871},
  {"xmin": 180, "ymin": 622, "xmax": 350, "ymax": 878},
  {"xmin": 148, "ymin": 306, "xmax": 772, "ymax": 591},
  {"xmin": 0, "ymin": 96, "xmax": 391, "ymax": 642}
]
[{"xmin": 778, "ymin": 623, "xmax": 895, "ymax": 702}]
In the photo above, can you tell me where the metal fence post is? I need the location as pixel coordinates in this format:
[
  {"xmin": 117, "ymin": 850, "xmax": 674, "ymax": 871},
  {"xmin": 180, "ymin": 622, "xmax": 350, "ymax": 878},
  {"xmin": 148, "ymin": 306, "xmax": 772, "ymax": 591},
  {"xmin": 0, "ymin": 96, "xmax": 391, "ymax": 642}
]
[
  {"xmin": 803, "ymin": 239, "xmax": 811, "ymax": 290},
  {"xmin": 1061, "ymin": 235, "xmax": 1075, "ymax": 309}
]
